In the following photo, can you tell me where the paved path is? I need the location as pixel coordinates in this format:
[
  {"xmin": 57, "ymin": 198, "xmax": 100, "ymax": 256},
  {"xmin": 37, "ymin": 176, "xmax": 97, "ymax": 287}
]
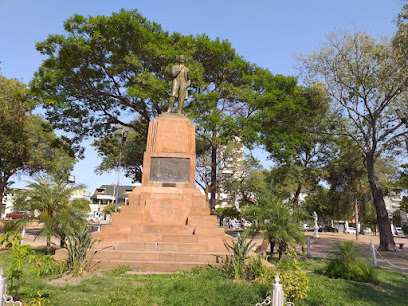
[{"xmin": 305, "ymin": 232, "xmax": 408, "ymax": 273}]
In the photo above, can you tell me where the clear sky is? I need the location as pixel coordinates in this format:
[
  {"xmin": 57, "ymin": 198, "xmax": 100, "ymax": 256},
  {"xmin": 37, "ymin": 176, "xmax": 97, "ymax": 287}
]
[{"xmin": 0, "ymin": 0, "xmax": 404, "ymax": 193}]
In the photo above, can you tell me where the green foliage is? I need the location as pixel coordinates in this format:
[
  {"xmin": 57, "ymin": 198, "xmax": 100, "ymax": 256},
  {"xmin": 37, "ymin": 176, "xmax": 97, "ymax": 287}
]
[
  {"xmin": 15, "ymin": 176, "xmax": 88, "ymax": 253},
  {"xmin": 215, "ymin": 206, "xmax": 239, "ymax": 219},
  {"xmin": 325, "ymin": 241, "xmax": 377, "ymax": 283},
  {"xmin": 402, "ymin": 224, "xmax": 408, "ymax": 236},
  {"xmin": 245, "ymin": 255, "xmax": 275, "ymax": 285},
  {"xmin": 65, "ymin": 227, "xmax": 105, "ymax": 276},
  {"xmin": 0, "ymin": 74, "xmax": 76, "ymax": 209},
  {"xmin": 27, "ymin": 292, "xmax": 51, "ymax": 306},
  {"xmin": 70, "ymin": 198, "xmax": 91, "ymax": 213},
  {"xmin": 103, "ymin": 202, "xmax": 121, "ymax": 214},
  {"xmin": 298, "ymin": 30, "xmax": 408, "ymax": 250},
  {"xmin": 109, "ymin": 265, "xmax": 131, "ymax": 276},
  {"xmin": 7, "ymin": 244, "xmax": 37, "ymax": 299},
  {"xmin": 36, "ymin": 254, "xmax": 65, "ymax": 277},
  {"xmin": 0, "ymin": 231, "xmax": 22, "ymax": 249},
  {"xmin": 244, "ymin": 193, "xmax": 304, "ymax": 258},
  {"xmin": 223, "ymin": 233, "xmax": 256, "ymax": 279},
  {"xmin": 277, "ymin": 249, "xmax": 309, "ymax": 301},
  {"xmin": 3, "ymin": 218, "xmax": 27, "ymax": 234},
  {"xmin": 401, "ymin": 196, "xmax": 408, "ymax": 213}
]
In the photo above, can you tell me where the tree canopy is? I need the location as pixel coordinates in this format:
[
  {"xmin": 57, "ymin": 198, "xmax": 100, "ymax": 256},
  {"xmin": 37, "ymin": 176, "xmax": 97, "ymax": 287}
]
[
  {"xmin": 297, "ymin": 31, "xmax": 408, "ymax": 250},
  {"xmin": 0, "ymin": 76, "xmax": 76, "ymax": 208}
]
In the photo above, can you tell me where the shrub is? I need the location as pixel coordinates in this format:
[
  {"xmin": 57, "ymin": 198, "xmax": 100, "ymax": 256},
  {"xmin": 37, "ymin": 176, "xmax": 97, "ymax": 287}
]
[
  {"xmin": 223, "ymin": 232, "xmax": 256, "ymax": 279},
  {"xmin": 402, "ymin": 224, "xmax": 408, "ymax": 236},
  {"xmin": 0, "ymin": 231, "xmax": 23, "ymax": 249},
  {"xmin": 65, "ymin": 227, "xmax": 106, "ymax": 276},
  {"xmin": 277, "ymin": 249, "xmax": 309, "ymax": 301},
  {"xmin": 325, "ymin": 240, "xmax": 377, "ymax": 283}
]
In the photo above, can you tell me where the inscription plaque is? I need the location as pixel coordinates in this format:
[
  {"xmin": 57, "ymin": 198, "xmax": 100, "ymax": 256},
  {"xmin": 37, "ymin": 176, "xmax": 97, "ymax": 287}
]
[{"xmin": 150, "ymin": 157, "xmax": 189, "ymax": 183}]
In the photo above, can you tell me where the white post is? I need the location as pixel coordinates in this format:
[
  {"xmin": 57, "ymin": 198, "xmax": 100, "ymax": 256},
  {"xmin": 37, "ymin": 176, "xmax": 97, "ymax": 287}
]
[
  {"xmin": 313, "ymin": 211, "xmax": 319, "ymax": 238},
  {"xmin": 0, "ymin": 267, "xmax": 6, "ymax": 306},
  {"xmin": 307, "ymin": 236, "xmax": 311, "ymax": 257},
  {"xmin": 370, "ymin": 240, "xmax": 377, "ymax": 267},
  {"xmin": 271, "ymin": 273, "xmax": 284, "ymax": 306},
  {"xmin": 20, "ymin": 228, "xmax": 25, "ymax": 246}
]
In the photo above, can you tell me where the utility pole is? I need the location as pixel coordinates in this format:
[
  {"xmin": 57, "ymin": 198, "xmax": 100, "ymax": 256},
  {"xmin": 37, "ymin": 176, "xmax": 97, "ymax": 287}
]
[{"xmin": 115, "ymin": 126, "xmax": 129, "ymax": 213}]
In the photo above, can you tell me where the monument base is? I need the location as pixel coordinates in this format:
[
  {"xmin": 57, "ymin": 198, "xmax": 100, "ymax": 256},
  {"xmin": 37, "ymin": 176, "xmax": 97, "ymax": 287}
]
[{"xmin": 55, "ymin": 114, "xmax": 232, "ymax": 272}]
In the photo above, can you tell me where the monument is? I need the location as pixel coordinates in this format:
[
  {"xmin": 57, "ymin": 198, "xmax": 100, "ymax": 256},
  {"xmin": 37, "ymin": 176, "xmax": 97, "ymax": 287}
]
[{"xmin": 56, "ymin": 57, "xmax": 232, "ymax": 272}]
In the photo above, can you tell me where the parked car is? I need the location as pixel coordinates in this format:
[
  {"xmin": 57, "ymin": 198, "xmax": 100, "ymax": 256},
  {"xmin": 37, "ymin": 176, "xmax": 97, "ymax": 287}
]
[
  {"xmin": 242, "ymin": 219, "xmax": 252, "ymax": 228},
  {"xmin": 228, "ymin": 219, "xmax": 241, "ymax": 229},
  {"xmin": 346, "ymin": 227, "xmax": 356, "ymax": 234},
  {"xmin": 319, "ymin": 225, "xmax": 337, "ymax": 232},
  {"xmin": 395, "ymin": 227, "xmax": 404, "ymax": 236},
  {"xmin": 5, "ymin": 211, "xmax": 29, "ymax": 220}
]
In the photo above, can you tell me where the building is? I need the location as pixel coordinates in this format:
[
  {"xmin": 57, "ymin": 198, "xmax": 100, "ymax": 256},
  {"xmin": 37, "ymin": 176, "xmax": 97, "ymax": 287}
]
[
  {"xmin": 90, "ymin": 184, "xmax": 139, "ymax": 211},
  {"xmin": 1, "ymin": 192, "xmax": 16, "ymax": 219},
  {"xmin": 384, "ymin": 191, "xmax": 408, "ymax": 225}
]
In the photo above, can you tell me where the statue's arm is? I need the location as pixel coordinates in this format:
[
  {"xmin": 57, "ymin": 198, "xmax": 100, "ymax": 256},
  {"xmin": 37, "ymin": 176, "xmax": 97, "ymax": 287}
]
[{"xmin": 171, "ymin": 65, "xmax": 181, "ymax": 77}]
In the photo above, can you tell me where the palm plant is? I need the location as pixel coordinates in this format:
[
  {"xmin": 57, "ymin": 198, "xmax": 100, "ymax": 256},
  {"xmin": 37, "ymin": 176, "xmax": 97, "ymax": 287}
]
[
  {"xmin": 14, "ymin": 176, "xmax": 88, "ymax": 254},
  {"xmin": 244, "ymin": 193, "xmax": 304, "ymax": 259},
  {"xmin": 223, "ymin": 232, "xmax": 256, "ymax": 279}
]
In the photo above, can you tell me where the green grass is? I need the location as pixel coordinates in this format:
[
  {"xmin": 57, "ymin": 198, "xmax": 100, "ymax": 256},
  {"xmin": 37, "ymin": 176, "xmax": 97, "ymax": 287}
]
[{"xmin": 0, "ymin": 252, "xmax": 407, "ymax": 305}]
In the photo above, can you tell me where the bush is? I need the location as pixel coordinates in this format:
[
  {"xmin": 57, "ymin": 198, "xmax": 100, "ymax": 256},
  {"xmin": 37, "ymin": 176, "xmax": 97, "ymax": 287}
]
[
  {"xmin": 325, "ymin": 240, "xmax": 377, "ymax": 283},
  {"xmin": 223, "ymin": 232, "xmax": 256, "ymax": 279},
  {"xmin": 277, "ymin": 249, "xmax": 309, "ymax": 301},
  {"xmin": 402, "ymin": 224, "xmax": 408, "ymax": 236},
  {"xmin": 65, "ymin": 227, "xmax": 106, "ymax": 276}
]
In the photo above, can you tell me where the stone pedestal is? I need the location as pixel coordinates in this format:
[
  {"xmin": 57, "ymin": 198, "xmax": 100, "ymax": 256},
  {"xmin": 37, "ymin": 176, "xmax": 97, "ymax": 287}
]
[{"xmin": 56, "ymin": 114, "xmax": 232, "ymax": 272}]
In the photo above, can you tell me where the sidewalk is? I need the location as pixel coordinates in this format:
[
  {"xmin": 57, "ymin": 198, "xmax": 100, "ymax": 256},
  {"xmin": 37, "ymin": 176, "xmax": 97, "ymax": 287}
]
[{"xmin": 306, "ymin": 232, "xmax": 408, "ymax": 273}]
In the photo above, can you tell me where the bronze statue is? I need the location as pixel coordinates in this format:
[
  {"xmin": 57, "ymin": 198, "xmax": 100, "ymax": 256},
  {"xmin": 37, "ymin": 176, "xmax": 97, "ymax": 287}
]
[{"xmin": 167, "ymin": 55, "xmax": 191, "ymax": 114}]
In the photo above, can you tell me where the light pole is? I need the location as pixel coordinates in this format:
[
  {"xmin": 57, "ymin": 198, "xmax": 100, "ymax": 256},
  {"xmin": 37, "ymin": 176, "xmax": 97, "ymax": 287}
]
[{"xmin": 115, "ymin": 126, "xmax": 129, "ymax": 213}]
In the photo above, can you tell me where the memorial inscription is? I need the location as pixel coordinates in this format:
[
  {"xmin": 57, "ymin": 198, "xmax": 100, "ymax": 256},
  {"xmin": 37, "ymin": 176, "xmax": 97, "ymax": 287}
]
[{"xmin": 149, "ymin": 157, "xmax": 190, "ymax": 182}]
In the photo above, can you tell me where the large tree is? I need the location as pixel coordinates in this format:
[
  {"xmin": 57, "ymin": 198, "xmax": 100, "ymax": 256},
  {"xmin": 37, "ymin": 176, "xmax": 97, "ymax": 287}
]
[
  {"xmin": 31, "ymin": 9, "xmax": 287, "ymax": 212},
  {"xmin": 297, "ymin": 31, "xmax": 408, "ymax": 250},
  {"xmin": 247, "ymin": 79, "xmax": 333, "ymax": 218},
  {"xmin": 0, "ymin": 76, "xmax": 76, "ymax": 208}
]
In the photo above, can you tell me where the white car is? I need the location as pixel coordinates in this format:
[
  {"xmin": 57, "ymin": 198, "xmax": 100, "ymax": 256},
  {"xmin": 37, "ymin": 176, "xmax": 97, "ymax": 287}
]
[
  {"xmin": 242, "ymin": 220, "xmax": 252, "ymax": 228},
  {"xmin": 346, "ymin": 227, "xmax": 356, "ymax": 234},
  {"xmin": 395, "ymin": 227, "xmax": 404, "ymax": 236},
  {"xmin": 228, "ymin": 219, "xmax": 241, "ymax": 229}
]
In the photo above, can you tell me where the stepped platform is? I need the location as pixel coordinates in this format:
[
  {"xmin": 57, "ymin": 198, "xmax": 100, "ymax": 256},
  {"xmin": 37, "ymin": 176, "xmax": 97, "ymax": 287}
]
[{"xmin": 55, "ymin": 114, "xmax": 233, "ymax": 273}]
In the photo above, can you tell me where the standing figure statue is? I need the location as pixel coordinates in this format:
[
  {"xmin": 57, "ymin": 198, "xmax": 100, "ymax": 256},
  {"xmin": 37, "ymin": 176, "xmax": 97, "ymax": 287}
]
[{"xmin": 167, "ymin": 55, "xmax": 191, "ymax": 114}]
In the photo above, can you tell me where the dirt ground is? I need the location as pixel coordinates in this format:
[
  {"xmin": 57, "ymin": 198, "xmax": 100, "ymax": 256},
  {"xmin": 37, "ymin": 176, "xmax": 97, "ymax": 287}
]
[{"xmin": 304, "ymin": 232, "xmax": 408, "ymax": 273}]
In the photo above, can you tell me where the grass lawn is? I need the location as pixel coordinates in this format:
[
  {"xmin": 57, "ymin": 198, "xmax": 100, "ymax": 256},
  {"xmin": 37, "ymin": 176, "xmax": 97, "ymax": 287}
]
[{"xmin": 0, "ymin": 252, "xmax": 407, "ymax": 305}]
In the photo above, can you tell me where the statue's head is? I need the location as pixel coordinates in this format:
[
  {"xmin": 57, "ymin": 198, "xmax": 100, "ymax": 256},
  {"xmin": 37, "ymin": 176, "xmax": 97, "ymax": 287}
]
[{"xmin": 178, "ymin": 55, "xmax": 185, "ymax": 64}]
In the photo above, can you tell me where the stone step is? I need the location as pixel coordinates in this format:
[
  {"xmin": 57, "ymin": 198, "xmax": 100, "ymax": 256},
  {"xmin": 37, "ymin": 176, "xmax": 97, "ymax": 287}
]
[
  {"xmin": 187, "ymin": 215, "xmax": 217, "ymax": 227},
  {"xmin": 92, "ymin": 260, "xmax": 217, "ymax": 272},
  {"xmin": 130, "ymin": 224, "xmax": 194, "ymax": 234},
  {"xmin": 93, "ymin": 250, "xmax": 229, "ymax": 263},
  {"xmin": 193, "ymin": 227, "xmax": 225, "ymax": 236},
  {"xmin": 110, "ymin": 213, "xmax": 141, "ymax": 226},
  {"xmin": 114, "ymin": 241, "xmax": 209, "ymax": 252},
  {"xmin": 189, "ymin": 207, "xmax": 211, "ymax": 215}
]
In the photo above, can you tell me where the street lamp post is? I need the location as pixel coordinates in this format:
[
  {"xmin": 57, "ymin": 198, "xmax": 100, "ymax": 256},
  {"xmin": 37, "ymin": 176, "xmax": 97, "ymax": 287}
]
[{"xmin": 115, "ymin": 126, "xmax": 129, "ymax": 213}]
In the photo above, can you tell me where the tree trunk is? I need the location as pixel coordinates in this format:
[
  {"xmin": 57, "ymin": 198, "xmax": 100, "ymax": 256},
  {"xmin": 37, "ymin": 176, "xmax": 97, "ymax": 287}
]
[
  {"xmin": 46, "ymin": 235, "xmax": 51, "ymax": 255},
  {"xmin": 366, "ymin": 155, "xmax": 396, "ymax": 251},
  {"xmin": 293, "ymin": 183, "xmax": 302, "ymax": 221},
  {"xmin": 0, "ymin": 180, "xmax": 7, "ymax": 218},
  {"xmin": 270, "ymin": 238, "xmax": 275, "ymax": 256},
  {"xmin": 210, "ymin": 142, "xmax": 217, "ymax": 215}
]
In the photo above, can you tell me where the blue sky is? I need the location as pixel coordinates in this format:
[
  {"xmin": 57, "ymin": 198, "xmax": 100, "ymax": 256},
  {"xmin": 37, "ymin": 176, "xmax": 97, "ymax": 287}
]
[{"xmin": 0, "ymin": 0, "xmax": 403, "ymax": 193}]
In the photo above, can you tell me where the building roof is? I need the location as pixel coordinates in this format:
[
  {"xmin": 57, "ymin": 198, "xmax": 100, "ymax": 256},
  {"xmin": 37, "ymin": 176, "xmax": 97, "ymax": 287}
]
[{"xmin": 90, "ymin": 184, "xmax": 136, "ymax": 199}]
